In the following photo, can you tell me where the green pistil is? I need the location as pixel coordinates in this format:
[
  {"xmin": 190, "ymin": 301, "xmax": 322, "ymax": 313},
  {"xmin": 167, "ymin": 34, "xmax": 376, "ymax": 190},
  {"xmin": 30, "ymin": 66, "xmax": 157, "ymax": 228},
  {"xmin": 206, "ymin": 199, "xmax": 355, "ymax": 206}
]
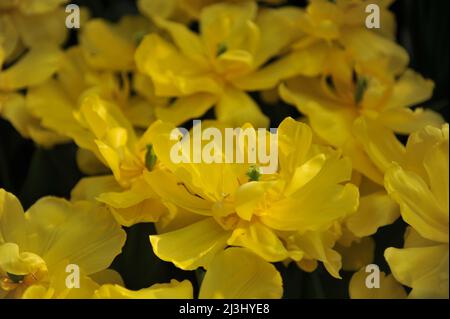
[
  {"xmin": 7, "ymin": 273, "xmax": 25, "ymax": 283},
  {"xmin": 145, "ymin": 144, "xmax": 157, "ymax": 171},
  {"xmin": 247, "ymin": 165, "xmax": 261, "ymax": 182},
  {"xmin": 216, "ymin": 42, "xmax": 228, "ymax": 56},
  {"xmin": 354, "ymin": 77, "xmax": 368, "ymax": 105},
  {"xmin": 134, "ymin": 31, "xmax": 147, "ymax": 45}
]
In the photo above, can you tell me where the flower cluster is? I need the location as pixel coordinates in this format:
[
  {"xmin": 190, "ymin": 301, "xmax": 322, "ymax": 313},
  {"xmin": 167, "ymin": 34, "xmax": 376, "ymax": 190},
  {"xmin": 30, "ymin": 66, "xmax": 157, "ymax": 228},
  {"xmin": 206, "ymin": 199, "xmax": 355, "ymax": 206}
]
[{"xmin": 0, "ymin": 0, "xmax": 447, "ymax": 299}]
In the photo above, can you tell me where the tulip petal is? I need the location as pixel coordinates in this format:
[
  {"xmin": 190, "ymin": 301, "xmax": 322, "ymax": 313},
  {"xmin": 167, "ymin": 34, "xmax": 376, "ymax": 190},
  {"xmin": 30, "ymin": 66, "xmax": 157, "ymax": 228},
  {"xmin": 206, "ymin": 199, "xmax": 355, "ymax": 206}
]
[
  {"xmin": 150, "ymin": 218, "xmax": 229, "ymax": 270},
  {"xmin": 199, "ymin": 248, "xmax": 282, "ymax": 299}
]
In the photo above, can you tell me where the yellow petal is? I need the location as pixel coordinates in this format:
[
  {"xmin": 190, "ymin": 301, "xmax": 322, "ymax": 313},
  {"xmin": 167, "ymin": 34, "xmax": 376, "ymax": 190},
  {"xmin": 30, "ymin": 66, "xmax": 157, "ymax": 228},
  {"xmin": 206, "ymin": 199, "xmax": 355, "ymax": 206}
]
[
  {"xmin": 260, "ymin": 154, "xmax": 358, "ymax": 232},
  {"xmin": 199, "ymin": 1, "xmax": 257, "ymax": 57},
  {"xmin": 297, "ymin": 0, "xmax": 342, "ymax": 40},
  {"xmin": 0, "ymin": 189, "xmax": 27, "ymax": 245},
  {"xmin": 0, "ymin": 44, "xmax": 5, "ymax": 68},
  {"xmin": 337, "ymin": 237, "xmax": 375, "ymax": 272},
  {"xmin": 147, "ymin": 121, "xmax": 242, "ymax": 202},
  {"xmin": 215, "ymin": 49, "xmax": 255, "ymax": 79},
  {"xmin": 0, "ymin": 15, "xmax": 20, "ymax": 62},
  {"xmin": 144, "ymin": 169, "xmax": 213, "ymax": 216},
  {"xmin": 384, "ymin": 70, "xmax": 434, "ymax": 109},
  {"xmin": 199, "ymin": 248, "xmax": 282, "ymax": 299},
  {"xmin": 403, "ymin": 124, "xmax": 448, "ymax": 183},
  {"xmin": 16, "ymin": 0, "xmax": 68, "ymax": 15},
  {"xmin": 385, "ymin": 164, "xmax": 448, "ymax": 243},
  {"xmin": 96, "ymin": 178, "xmax": 154, "ymax": 209},
  {"xmin": 341, "ymin": 29, "xmax": 409, "ymax": 75},
  {"xmin": 156, "ymin": 205, "xmax": 205, "ymax": 234},
  {"xmin": 228, "ymin": 220, "xmax": 289, "ymax": 262},
  {"xmin": 23, "ymin": 262, "xmax": 100, "ymax": 299},
  {"xmin": 289, "ymin": 147, "xmax": 353, "ymax": 190},
  {"xmin": 279, "ymin": 78, "xmax": 356, "ymax": 147},
  {"xmin": 76, "ymin": 148, "xmax": 109, "ymax": 175},
  {"xmin": 291, "ymin": 231, "xmax": 342, "ymax": 279},
  {"xmin": 155, "ymin": 93, "xmax": 217, "ymax": 126},
  {"xmin": 424, "ymin": 139, "xmax": 449, "ymax": 214},
  {"xmin": 385, "ymin": 245, "xmax": 449, "ymax": 299},
  {"xmin": 26, "ymin": 78, "xmax": 90, "ymax": 146},
  {"xmin": 115, "ymin": 99, "xmax": 154, "ymax": 131},
  {"xmin": 234, "ymin": 43, "xmax": 327, "ymax": 91},
  {"xmin": 25, "ymin": 198, "xmax": 126, "ymax": 274},
  {"xmin": 133, "ymin": 73, "xmax": 169, "ymax": 107},
  {"xmin": 21, "ymin": 285, "xmax": 54, "ymax": 299},
  {"xmin": 95, "ymin": 178, "xmax": 167, "ymax": 227},
  {"xmin": 150, "ymin": 218, "xmax": 229, "ymax": 270},
  {"xmin": 277, "ymin": 117, "xmax": 312, "ymax": 177},
  {"xmin": 90, "ymin": 269, "xmax": 124, "ymax": 286},
  {"xmin": 135, "ymin": 34, "xmax": 221, "ymax": 96},
  {"xmin": 378, "ymin": 107, "xmax": 444, "ymax": 135},
  {"xmin": 346, "ymin": 191, "xmax": 399, "ymax": 237},
  {"xmin": 216, "ymin": 86, "xmax": 269, "ymax": 128},
  {"xmin": 253, "ymin": 7, "xmax": 303, "ymax": 67},
  {"xmin": 94, "ymin": 280, "xmax": 193, "ymax": 299},
  {"xmin": 284, "ymin": 154, "xmax": 326, "ymax": 195},
  {"xmin": 349, "ymin": 267, "xmax": 407, "ymax": 299},
  {"xmin": 12, "ymin": 8, "xmax": 67, "ymax": 47},
  {"xmin": 353, "ymin": 117, "xmax": 405, "ymax": 173},
  {"xmin": 262, "ymin": 183, "xmax": 359, "ymax": 232},
  {"xmin": 0, "ymin": 45, "xmax": 62, "ymax": 91},
  {"xmin": 342, "ymin": 139, "xmax": 384, "ymax": 185},
  {"xmin": 71, "ymin": 176, "xmax": 122, "ymax": 201},
  {"xmin": 152, "ymin": 16, "xmax": 204, "ymax": 60},
  {"xmin": 1, "ymin": 92, "xmax": 68, "ymax": 147},
  {"xmin": 0, "ymin": 243, "xmax": 45, "ymax": 275},
  {"xmin": 235, "ymin": 181, "xmax": 279, "ymax": 221},
  {"xmin": 296, "ymin": 258, "xmax": 318, "ymax": 273},
  {"xmin": 79, "ymin": 93, "xmax": 137, "ymax": 147},
  {"xmin": 109, "ymin": 198, "xmax": 168, "ymax": 227},
  {"xmin": 403, "ymin": 227, "xmax": 436, "ymax": 249},
  {"xmin": 80, "ymin": 19, "xmax": 136, "ymax": 71},
  {"xmin": 137, "ymin": 0, "xmax": 177, "ymax": 20}
]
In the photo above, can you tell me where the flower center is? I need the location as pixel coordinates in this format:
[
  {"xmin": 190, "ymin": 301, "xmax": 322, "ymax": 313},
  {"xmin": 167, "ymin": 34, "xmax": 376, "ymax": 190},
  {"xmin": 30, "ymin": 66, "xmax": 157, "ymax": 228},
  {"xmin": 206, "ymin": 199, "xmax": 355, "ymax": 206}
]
[{"xmin": 0, "ymin": 249, "xmax": 48, "ymax": 293}]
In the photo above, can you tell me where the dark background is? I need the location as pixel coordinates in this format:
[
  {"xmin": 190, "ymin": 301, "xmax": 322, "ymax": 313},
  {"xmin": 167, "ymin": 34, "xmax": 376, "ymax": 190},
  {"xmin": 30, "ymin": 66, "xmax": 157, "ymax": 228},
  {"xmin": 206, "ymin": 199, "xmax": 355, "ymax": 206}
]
[{"xmin": 0, "ymin": 0, "xmax": 448, "ymax": 298}]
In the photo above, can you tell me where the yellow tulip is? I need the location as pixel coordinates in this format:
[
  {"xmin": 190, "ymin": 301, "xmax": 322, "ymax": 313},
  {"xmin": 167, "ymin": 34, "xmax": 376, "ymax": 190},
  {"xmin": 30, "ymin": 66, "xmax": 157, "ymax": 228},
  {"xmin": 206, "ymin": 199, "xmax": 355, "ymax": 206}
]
[
  {"xmin": 0, "ymin": 45, "xmax": 64, "ymax": 147},
  {"xmin": 136, "ymin": 1, "xmax": 305, "ymax": 127},
  {"xmin": 281, "ymin": 53, "xmax": 444, "ymax": 185},
  {"xmin": 291, "ymin": 0, "xmax": 406, "ymax": 71},
  {"xmin": 70, "ymin": 94, "xmax": 168, "ymax": 226},
  {"xmin": 146, "ymin": 117, "xmax": 359, "ymax": 279},
  {"xmin": 384, "ymin": 124, "xmax": 449, "ymax": 298},
  {"xmin": 0, "ymin": 0, "xmax": 67, "ymax": 64},
  {"xmin": 21, "ymin": 263, "xmax": 193, "ymax": 299},
  {"xmin": 138, "ymin": 0, "xmax": 286, "ymax": 22},
  {"xmin": 24, "ymin": 16, "xmax": 162, "ymax": 149},
  {"xmin": 0, "ymin": 189, "xmax": 126, "ymax": 299}
]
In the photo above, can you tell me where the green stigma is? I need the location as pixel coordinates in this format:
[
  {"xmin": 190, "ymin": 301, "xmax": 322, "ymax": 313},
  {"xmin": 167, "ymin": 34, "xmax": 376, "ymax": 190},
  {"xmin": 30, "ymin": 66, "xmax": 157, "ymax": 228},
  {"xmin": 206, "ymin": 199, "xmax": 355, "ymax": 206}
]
[
  {"xmin": 7, "ymin": 273, "xmax": 25, "ymax": 284},
  {"xmin": 134, "ymin": 31, "xmax": 147, "ymax": 45},
  {"xmin": 145, "ymin": 144, "xmax": 157, "ymax": 171},
  {"xmin": 354, "ymin": 77, "xmax": 368, "ymax": 105},
  {"xmin": 246, "ymin": 165, "xmax": 261, "ymax": 182},
  {"xmin": 216, "ymin": 42, "xmax": 228, "ymax": 56}
]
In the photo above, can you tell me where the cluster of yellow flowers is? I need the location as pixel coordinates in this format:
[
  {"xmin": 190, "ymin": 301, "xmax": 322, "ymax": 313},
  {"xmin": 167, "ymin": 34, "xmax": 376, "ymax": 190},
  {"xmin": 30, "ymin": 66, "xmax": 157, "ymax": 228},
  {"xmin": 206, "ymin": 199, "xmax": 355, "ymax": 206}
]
[{"xmin": 0, "ymin": 0, "xmax": 448, "ymax": 299}]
